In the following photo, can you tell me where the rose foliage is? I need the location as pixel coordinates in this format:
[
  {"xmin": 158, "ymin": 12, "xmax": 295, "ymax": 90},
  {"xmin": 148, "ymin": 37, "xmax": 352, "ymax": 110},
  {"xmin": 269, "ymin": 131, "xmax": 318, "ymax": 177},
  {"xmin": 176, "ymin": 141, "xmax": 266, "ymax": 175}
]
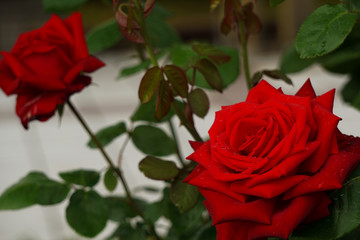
[
  {"xmin": 0, "ymin": 13, "xmax": 104, "ymax": 129},
  {"xmin": 185, "ymin": 79, "xmax": 360, "ymax": 240}
]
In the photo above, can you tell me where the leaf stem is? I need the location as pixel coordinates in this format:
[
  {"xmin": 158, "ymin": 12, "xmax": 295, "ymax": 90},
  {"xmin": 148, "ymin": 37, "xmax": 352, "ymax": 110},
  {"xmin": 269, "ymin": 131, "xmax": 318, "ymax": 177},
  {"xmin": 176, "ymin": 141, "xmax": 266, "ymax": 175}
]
[
  {"xmin": 168, "ymin": 119, "xmax": 185, "ymax": 167},
  {"xmin": 66, "ymin": 100, "xmax": 160, "ymax": 240},
  {"xmin": 239, "ymin": 21, "xmax": 252, "ymax": 90}
]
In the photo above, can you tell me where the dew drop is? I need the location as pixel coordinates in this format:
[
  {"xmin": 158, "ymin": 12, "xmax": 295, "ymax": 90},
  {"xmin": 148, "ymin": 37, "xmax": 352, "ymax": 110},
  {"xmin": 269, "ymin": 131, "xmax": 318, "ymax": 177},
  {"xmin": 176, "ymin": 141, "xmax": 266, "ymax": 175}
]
[{"xmin": 317, "ymin": 182, "xmax": 324, "ymax": 189}]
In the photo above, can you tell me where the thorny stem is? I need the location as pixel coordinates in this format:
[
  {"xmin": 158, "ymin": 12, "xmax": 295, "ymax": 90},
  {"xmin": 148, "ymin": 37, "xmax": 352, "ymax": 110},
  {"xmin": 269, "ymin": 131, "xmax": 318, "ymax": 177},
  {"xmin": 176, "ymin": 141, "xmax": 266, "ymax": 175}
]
[
  {"xmin": 66, "ymin": 100, "xmax": 160, "ymax": 240},
  {"xmin": 168, "ymin": 119, "xmax": 185, "ymax": 167},
  {"xmin": 239, "ymin": 21, "xmax": 252, "ymax": 90}
]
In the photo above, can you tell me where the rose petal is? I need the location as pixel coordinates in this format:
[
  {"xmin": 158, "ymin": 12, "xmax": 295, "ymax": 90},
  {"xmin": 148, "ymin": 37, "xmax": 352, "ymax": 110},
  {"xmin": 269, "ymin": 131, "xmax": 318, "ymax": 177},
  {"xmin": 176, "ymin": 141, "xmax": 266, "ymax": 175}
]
[
  {"xmin": 215, "ymin": 221, "xmax": 249, "ymax": 240},
  {"xmin": 64, "ymin": 56, "xmax": 105, "ymax": 84},
  {"xmin": 1, "ymin": 51, "xmax": 32, "ymax": 78},
  {"xmin": 42, "ymin": 14, "xmax": 74, "ymax": 47},
  {"xmin": 187, "ymin": 141, "xmax": 255, "ymax": 182},
  {"xmin": 187, "ymin": 169, "xmax": 246, "ymax": 203},
  {"xmin": 314, "ymin": 88, "xmax": 335, "ymax": 112},
  {"xmin": 16, "ymin": 92, "xmax": 65, "ymax": 129},
  {"xmin": 295, "ymin": 78, "xmax": 316, "ymax": 99},
  {"xmin": 246, "ymin": 80, "xmax": 281, "ymax": 104},
  {"xmin": 189, "ymin": 141, "xmax": 204, "ymax": 151},
  {"xmin": 247, "ymin": 141, "xmax": 319, "ymax": 187},
  {"xmin": 64, "ymin": 12, "xmax": 89, "ymax": 61},
  {"xmin": 231, "ymin": 175, "xmax": 308, "ymax": 198},
  {"xmin": 200, "ymin": 188, "xmax": 276, "ymax": 224},
  {"xmin": 0, "ymin": 59, "xmax": 19, "ymax": 95},
  {"xmin": 284, "ymin": 150, "xmax": 360, "ymax": 200},
  {"xmin": 302, "ymin": 193, "xmax": 332, "ymax": 224},
  {"xmin": 300, "ymin": 102, "xmax": 341, "ymax": 173},
  {"xmin": 247, "ymin": 192, "xmax": 328, "ymax": 239}
]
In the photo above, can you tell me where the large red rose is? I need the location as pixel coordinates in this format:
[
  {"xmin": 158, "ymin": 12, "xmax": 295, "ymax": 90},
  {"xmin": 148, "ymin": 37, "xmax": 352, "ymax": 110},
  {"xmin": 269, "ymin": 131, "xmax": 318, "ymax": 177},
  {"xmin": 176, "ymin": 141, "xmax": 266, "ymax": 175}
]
[
  {"xmin": 0, "ymin": 12, "xmax": 104, "ymax": 129},
  {"xmin": 185, "ymin": 80, "xmax": 360, "ymax": 240}
]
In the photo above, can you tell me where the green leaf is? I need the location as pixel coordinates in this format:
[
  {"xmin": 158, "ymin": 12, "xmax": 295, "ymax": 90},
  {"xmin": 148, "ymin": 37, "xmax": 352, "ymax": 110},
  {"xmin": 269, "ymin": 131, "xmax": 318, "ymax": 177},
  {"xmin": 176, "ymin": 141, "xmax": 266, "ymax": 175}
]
[
  {"xmin": 196, "ymin": 223, "xmax": 216, "ymax": 240},
  {"xmin": 251, "ymin": 71, "xmax": 263, "ymax": 86},
  {"xmin": 59, "ymin": 169, "xmax": 100, "ymax": 187},
  {"xmin": 196, "ymin": 58, "xmax": 223, "ymax": 92},
  {"xmin": 296, "ymin": 4, "xmax": 357, "ymax": 58},
  {"xmin": 138, "ymin": 66, "xmax": 163, "ymax": 104},
  {"xmin": 317, "ymin": 24, "xmax": 360, "ymax": 74},
  {"xmin": 66, "ymin": 189, "xmax": 108, "ymax": 237},
  {"xmin": 119, "ymin": 59, "xmax": 151, "ymax": 79},
  {"xmin": 86, "ymin": 19, "xmax": 122, "ymax": 54},
  {"xmin": 144, "ymin": 201, "xmax": 164, "ymax": 223},
  {"xmin": 280, "ymin": 44, "xmax": 316, "ymax": 74},
  {"xmin": 87, "ymin": 121, "xmax": 127, "ymax": 149},
  {"xmin": 192, "ymin": 43, "xmax": 231, "ymax": 65},
  {"xmin": 155, "ymin": 79, "xmax": 172, "ymax": 121},
  {"xmin": 131, "ymin": 125, "xmax": 175, "ymax": 156},
  {"xmin": 131, "ymin": 97, "xmax": 176, "ymax": 123},
  {"xmin": 262, "ymin": 69, "xmax": 293, "ymax": 85},
  {"xmin": 106, "ymin": 222, "xmax": 148, "ymax": 240},
  {"xmin": 164, "ymin": 64, "xmax": 189, "ymax": 98},
  {"xmin": 104, "ymin": 168, "xmax": 117, "ymax": 192},
  {"xmin": 118, "ymin": 50, "xmax": 168, "ymax": 80},
  {"xmin": 42, "ymin": 0, "xmax": 88, "ymax": 12},
  {"xmin": 290, "ymin": 176, "xmax": 360, "ymax": 239},
  {"xmin": 170, "ymin": 45, "xmax": 240, "ymax": 90},
  {"xmin": 269, "ymin": 0, "xmax": 285, "ymax": 7},
  {"xmin": 341, "ymin": 70, "xmax": 360, "ymax": 110},
  {"xmin": 146, "ymin": 6, "xmax": 181, "ymax": 48},
  {"xmin": 0, "ymin": 171, "xmax": 70, "ymax": 210},
  {"xmin": 139, "ymin": 156, "xmax": 179, "ymax": 180},
  {"xmin": 170, "ymin": 172, "xmax": 199, "ymax": 213},
  {"xmin": 105, "ymin": 196, "xmax": 137, "ymax": 222},
  {"xmin": 164, "ymin": 187, "xmax": 205, "ymax": 236},
  {"xmin": 188, "ymin": 88, "xmax": 210, "ymax": 118}
]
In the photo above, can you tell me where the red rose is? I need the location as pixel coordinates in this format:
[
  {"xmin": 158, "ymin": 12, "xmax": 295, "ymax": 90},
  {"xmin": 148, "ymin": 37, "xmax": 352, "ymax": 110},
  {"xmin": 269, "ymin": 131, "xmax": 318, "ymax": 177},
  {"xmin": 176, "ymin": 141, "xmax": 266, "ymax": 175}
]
[
  {"xmin": 185, "ymin": 80, "xmax": 360, "ymax": 240},
  {"xmin": 0, "ymin": 13, "xmax": 104, "ymax": 129}
]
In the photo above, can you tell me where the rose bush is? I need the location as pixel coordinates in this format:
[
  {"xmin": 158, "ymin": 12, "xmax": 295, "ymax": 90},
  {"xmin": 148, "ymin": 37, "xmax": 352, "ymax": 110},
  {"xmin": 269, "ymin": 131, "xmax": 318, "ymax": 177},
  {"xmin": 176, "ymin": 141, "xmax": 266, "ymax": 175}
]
[
  {"xmin": 185, "ymin": 80, "xmax": 360, "ymax": 240},
  {"xmin": 0, "ymin": 12, "xmax": 104, "ymax": 129}
]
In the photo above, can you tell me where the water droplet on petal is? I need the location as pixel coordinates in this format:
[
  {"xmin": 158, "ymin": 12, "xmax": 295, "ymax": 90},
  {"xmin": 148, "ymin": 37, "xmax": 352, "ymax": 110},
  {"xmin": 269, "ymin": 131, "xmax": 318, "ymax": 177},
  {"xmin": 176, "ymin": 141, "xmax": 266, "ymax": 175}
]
[{"xmin": 317, "ymin": 182, "xmax": 324, "ymax": 189}]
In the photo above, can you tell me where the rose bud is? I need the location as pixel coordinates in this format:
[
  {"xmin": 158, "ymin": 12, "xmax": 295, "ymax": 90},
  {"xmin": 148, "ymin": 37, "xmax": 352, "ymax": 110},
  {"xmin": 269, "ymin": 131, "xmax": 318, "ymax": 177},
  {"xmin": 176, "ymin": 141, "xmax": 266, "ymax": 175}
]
[
  {"xmin": 0, "ymin": 12, "xmax": 104, "ymax": 129},
  {"xmin": 185, "ymin": 79, "xmax": 360, "ymax": 240}
]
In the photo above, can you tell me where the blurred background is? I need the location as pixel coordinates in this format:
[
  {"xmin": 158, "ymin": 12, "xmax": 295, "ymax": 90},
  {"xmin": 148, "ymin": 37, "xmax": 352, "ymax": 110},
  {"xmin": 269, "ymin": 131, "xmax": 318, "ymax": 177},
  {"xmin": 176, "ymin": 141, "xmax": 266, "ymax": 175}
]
[{"xmin": 1, "ymin": 0, "xmax": 360, "ymax": 239}]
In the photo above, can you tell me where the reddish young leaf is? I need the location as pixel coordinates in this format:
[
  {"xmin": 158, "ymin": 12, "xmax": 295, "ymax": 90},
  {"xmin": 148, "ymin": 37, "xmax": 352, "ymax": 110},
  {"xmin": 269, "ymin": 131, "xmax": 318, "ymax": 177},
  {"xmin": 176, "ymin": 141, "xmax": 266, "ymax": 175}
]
[
  {"xmin": 163, "ymin": 65, "xmax": 189, "ymax": 98},
  {"xmin": 188, "ymin": 88, "xmax": 210, "ymax": 118},
  {"xmin": 251, "ymin": 71, "xmax": 263, "ymax": 86},
  {"xmin": 242, "ymin": 2, "xmax": 262, "ymax": 37},
  {"xmin": 156, "ymin": 79, "xmax": 172, "ymax": 121},
  {"xmin": 263, "ymin": 69, "xmax": 293, "ymax": 85},
  {"xmin": 192, "ymin": 43, "xmax": 231, "ymax": 65},
  {"xmin": 138, "ymin": 66, "xmax": 163, "ymax": 104},
  {"xmin": 144, "ymin": 0, "xmax": 156, "ymax": 16},
  {"xmin": 196, "ymin": 58, "xmax": 223, "ymax": 92},
  {"xmin": 113, "ymin": 0, "xmax": 155, "ymax": 44}
]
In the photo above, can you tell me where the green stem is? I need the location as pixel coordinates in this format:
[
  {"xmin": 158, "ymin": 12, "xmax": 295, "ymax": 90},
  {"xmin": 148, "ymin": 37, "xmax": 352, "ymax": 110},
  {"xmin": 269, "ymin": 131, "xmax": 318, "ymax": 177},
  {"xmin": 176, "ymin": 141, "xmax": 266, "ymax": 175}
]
[
  {"xmin": 66, "ymin": 100, "xmax": 160, "ymax": 240},
  {"xmin": 239, "ymin": 21, "xmax": 252, "ymax": 90},
  {"xmin": 168, "ymin": 119, "xmax": 185, "ymax": 167}
]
